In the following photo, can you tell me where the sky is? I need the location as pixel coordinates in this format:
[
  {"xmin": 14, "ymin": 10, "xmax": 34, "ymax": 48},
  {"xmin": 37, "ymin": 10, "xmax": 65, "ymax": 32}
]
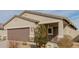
[
  {"xmin": 0, "ymin": 10, "xmax": 79, "ymax": 30},
  {"xmin": 37, "ymin": 10, "xmax": 79, "ymax": 29},
  {"xmin": 0, "ymin": 10, "xmax": 23, "ymax": 23}
]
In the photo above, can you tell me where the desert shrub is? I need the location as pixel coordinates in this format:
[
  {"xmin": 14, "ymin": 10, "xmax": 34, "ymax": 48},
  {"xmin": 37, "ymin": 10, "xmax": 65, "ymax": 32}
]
[
  {"xmin": 57, "ymin": 35, "xmax": 73, "ymax": 48},
  {"xmin": 34, "ymin": 25, "xmax": 48, "ymax": 48}
]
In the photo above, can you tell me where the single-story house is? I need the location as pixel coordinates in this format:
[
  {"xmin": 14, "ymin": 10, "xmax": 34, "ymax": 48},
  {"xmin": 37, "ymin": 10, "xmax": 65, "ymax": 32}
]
[{"xmin": 1, "ymin": 10, "xmax": 79, "ymax": 47}]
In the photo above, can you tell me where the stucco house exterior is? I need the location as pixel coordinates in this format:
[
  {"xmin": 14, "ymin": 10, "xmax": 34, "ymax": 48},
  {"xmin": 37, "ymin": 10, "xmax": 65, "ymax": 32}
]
[{"xmin": 1, "ymin": 11, "xmax": 79, "ymax": 47}]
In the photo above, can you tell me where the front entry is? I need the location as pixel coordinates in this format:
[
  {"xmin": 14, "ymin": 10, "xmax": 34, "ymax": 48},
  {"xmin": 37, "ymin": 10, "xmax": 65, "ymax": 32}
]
[
  {"xmin": 47, "ymin": 23, "xmax": 58, "ymax": 42},
  {"xmin": 48, "ymin": 27, "xmax": 58, "ymax": 41}
]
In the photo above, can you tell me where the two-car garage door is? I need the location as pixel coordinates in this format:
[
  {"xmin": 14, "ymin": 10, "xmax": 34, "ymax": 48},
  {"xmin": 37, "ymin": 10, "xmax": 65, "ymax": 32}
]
[{"xmin": 7, "ymin": 27, "xmax": 30, "ymax": 42}]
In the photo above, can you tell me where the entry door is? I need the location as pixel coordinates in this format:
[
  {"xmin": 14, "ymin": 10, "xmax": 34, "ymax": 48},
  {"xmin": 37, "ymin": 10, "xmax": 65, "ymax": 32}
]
[{"xmin": 53, "ymin": 27, "xmax": 58, "ymax": 37}]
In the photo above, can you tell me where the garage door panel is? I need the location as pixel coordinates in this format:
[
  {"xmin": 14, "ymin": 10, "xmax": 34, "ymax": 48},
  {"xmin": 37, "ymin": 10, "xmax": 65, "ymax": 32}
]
[{"xmin": 8, "ymin": 28, "xmax": 29, "ymax": 41}]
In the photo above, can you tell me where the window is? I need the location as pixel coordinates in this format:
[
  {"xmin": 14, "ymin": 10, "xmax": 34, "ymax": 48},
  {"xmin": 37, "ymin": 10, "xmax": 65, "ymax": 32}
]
[
  {"xmin": 48, "ymin": 27, "xmax": 53, "ymax": 35},
  {"xmin": 48, "ymin": 28, "xmax": 52, "ymax": 33}
]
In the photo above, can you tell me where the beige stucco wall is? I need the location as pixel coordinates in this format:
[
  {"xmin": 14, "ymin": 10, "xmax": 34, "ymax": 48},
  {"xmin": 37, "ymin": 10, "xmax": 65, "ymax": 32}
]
[
  {"xmin": 64, "ymin": 26, "xmax": 79, "ymax": 39},
  {"xmin": 58, "ymin": 21, "xmax": 64, "ymax": 38}
]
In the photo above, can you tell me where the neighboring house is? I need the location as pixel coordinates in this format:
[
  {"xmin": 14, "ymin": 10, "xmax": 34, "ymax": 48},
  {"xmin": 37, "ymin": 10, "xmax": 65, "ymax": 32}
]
[
  {"xmin": 2, "ymin": 11, "xmax": 79, "ymax": 47},
  {"xmin": 0, "ymin": 24, "xmax": 4, "ymax": 40}
]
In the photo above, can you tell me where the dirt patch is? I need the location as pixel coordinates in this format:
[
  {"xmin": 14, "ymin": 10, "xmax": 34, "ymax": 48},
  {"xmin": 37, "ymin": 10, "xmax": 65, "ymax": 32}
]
[
  {"xmin": 57, "ymin": 35, "xmax": 73, "ymax": 48},
  {"xmin": 72, "ymin": 42, "xmax": 79, "ymax": 48}
]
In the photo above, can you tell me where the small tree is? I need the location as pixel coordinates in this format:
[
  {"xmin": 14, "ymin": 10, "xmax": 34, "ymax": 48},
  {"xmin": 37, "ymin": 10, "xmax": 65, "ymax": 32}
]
[{"xmin": 34, "ymin": 24, "xmax": 48, "ymax": 48}]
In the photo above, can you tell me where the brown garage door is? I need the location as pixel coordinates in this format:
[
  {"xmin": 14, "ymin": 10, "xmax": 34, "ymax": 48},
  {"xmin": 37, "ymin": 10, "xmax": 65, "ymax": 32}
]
[{"xmin": 7, "ymin": 27, "xmax": 30, "ymax": 42}]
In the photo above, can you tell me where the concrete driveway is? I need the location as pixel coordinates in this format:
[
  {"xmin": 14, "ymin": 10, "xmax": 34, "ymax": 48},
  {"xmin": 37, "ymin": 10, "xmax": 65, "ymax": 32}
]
[{"xmin": 0, "ymin": 40, "xmax": 9, "ymax": 48}]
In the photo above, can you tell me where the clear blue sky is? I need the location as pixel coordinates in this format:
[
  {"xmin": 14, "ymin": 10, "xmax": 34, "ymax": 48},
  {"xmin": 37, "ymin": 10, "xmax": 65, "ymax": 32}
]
[{"xmin": 0, "ymin": 10, "xmax": 79, "ymax": 29}]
